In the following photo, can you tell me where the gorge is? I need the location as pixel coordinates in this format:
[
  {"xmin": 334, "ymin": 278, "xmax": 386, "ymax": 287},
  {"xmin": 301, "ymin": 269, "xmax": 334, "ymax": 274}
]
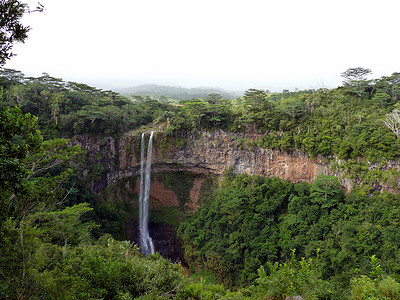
[
  {"xmin": 4, "ymin": 68, "xmax": 400, "ymax": 298},
  {"xmin": 74, "ymin": 130, "xmax": 329, "ymax": 193},
  {"xmin": 70, "ymin": 129, "xmax": 400, "ymax": 262},
  {"xmin": 73, "ymin": 130, "xmax": 400, "ymax": 195}
]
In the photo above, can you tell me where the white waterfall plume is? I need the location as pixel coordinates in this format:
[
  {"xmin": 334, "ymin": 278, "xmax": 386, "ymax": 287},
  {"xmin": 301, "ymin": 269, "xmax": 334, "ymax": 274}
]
[{"xmin": 138, "ymin": 131, "xmax": 155, "ymax": 255}]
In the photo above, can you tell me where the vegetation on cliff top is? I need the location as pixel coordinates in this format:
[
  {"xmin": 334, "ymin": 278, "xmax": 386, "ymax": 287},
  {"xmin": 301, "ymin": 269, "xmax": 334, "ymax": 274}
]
[
  {"xmin": 4, "ymin": 3, "xmax": 400, "ymax": 298},
  {"xmin": 4, "ymin": 66, "xmax": 400, "ymax": 169},
  {"xmin": 167, "ymin": 70, "xmax": 400, "ymax": 164},
  {"xmin": 2, "ymin": 66, "xmax": 400, "ymax": 163},
  {"xmin": 0, "ymin": 68, "xmax": 174, "ymax": 139},
  {"xmin": 3, "ymin": 66, "xmax": 400, "ymax": 298}
]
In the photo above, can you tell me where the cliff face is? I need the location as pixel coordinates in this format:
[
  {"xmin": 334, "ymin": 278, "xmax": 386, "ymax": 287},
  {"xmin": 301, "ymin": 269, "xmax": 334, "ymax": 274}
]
[
  {"xmin": 72, "ymin": 130, "xmax": 400, "ymax": 194},
  {"xmin": 72, "ymin": 130, "xmax": 399, "ymax": 261},
  {"xmin": 165, "ymin": 131, "xmax": 329, "ymax": 182},
  {"xmin": 72, "ymin": 130, "xmax": 332, "ymax": 193}
]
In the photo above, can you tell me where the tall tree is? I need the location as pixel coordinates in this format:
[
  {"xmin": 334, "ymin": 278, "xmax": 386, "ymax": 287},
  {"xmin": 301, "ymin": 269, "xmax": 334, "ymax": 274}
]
[
  {"xmin": 0, "ymin": 106, "xmax": 41, "ymax": 207},
  {"xmin": 310, "ymin": 175, "xmax": 343, "ymax": 209},
  {"xmin": 244, "ymin": 88, "xmax": 268, "ymax": 101},
  {"xmin": 206, "ymin": 93, "xmax": 222, "ymax": 104},
  {"xmin": 375, "ymin": 73, "xmax": 400, "ymax": 103},
  {"xmin": 341, "ymin": 67, "xmax": 373, "ymax": 97},
  {"xmin": 243, "ymin": 88, "xmax": 270, "ymax": 111},
  {"xmin": 277, "ymin": 98, "xmax": 306, "ymax": 119},
  {"xmin": 36, "ymin": 203, "xmax": 96, "ymax": 256}
]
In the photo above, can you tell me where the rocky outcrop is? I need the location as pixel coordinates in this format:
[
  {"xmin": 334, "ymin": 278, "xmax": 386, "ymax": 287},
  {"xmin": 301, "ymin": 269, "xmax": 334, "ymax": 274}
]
[
  {"xmin": 163, "ymin": 131, "xmax": 330, "ymax": 182},
  {"xmin": 72, "ymin": 131, "xmax": 333, "ymax": 193},
  {"xmin": 187, "ymin": 178, "xmax": 205, "ymax": 213},
  {"xmin": 71, "ymin": 130, "xmax": 400, "ymax": 194},
  {"xmin": 124, "ymin": 219, "xmax": 186, "ymax": 265},
  {"xmin": 133, "ymin": 178, "xmax": 179, "ymax": 209},
  {"xmin": 72, "ymin": 130, "xmax": 400, "ymax": 262}
]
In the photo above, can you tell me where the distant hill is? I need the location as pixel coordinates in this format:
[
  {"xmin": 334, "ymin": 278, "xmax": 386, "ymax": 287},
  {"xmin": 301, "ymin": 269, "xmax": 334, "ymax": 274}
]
[{"xmin": 115, "ymin": 84, "xmax": 242, "ymax": 100}]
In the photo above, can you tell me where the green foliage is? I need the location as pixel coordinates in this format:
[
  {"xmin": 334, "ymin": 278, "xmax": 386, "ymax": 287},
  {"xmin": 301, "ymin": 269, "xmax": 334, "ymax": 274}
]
[
  {"xmin": 156, "ymin": 172, "xmax": 196, "ymax": 208},
  {"xmin": 30, "ymin": 237, "xmax": 185, "ymax": 299},
  {"xmin": 350, "ymin": 257, "xmax": 400, "ymax": 300},
  {"xmin": 0, "ymin": 218, "xmax": 21, "ymax": 298},
  {"xmin": 34, "ymin": 203, "xmax": 97, "ymax": 255},
  {"xmin": 91, "ymin": 180, "xmax": 136, "ymax": 239},
  {"xmin": 175, "ymin": 276, "xmax": 248, "ymax": 300},
  {"xmin": 179, "ymin": 174, "xmax": 294, "ymax": 286},
  {"xmin": 0, "ymin": 100, "xmax": 88, "ymax": 297},
  {"xmin": 0, "ymin": 105, "xmax": 43, "ymax": 225},
  {"xmin": 164, "ymin": 72, "xmax": 400, "ymax": 190},
  {"xmin": 179, "ymin": 173, "xmax": 400, "ymax": 298},
  {"xmin": 150, "ymin": 206, "xmax": 183, "ymax": 227},
  {"xmin": 310, "ymin": 175, "xmax": 343, "ymax": 209},
  {"xmin": 277, "ymin": 98, "xmax": 306, "ymax": 119},
  {"xmin": 252, "ymin": 250, "xmax": 332, "ymax": 300},
  {"xmin": 341, "ymin": 67, "xmax": 373, "ymax": 97},
  {"xmin": 0, "ymin": 70, "xmax": 174, "ymax": 139},
  {"xmin": 0, "ymin": 1, "xmax": 38, "ymax": 65},
  {"xmin": 5, "ymin": 66, "xmax": 400, "ymax": 299}
]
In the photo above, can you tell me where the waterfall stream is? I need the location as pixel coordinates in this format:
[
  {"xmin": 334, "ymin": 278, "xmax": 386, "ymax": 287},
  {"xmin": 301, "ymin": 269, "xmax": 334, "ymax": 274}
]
[{"xmin": 139, "ymin": 131, "xmax": 155, "ymax": 255}]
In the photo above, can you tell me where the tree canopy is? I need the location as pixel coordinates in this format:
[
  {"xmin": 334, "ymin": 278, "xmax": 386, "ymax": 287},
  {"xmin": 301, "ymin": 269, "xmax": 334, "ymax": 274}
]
[
  {"xmin": 0, "ymin": 0, "xmax": 43, "ymax": 65},
  {"xmin": 2, "ymin": 15, "xmax": 400, "ymax": 297}
]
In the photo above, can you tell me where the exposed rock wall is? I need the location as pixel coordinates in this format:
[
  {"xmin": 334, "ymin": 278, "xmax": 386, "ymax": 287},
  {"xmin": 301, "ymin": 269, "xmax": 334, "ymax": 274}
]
[
  {"xmin": 124, "ymin": 219, "xmax": 186, "ymax": 265},
  {"xmin": 164, "ymin": 131, "xmax": 330, "ymax": 183},
  {"xmin": 71, "ymin": 130, "xmax": 333, "ymax": 193},
  {"xmin": 72, "ymin": 130, "xmax": 400, "ymax": 194},
  {"xmin": 72, "ymin": 130, "xmax": 399, "ymax": 262},
  {"xmin": 134, "ymin": 178, "xmax": 179, "ymax": 208}
]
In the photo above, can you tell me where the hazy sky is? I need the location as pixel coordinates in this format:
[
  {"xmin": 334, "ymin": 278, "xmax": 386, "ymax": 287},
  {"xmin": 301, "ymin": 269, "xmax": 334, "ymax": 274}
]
[{"xmin": 4, "ymin": 0, "xmax": 400, "ymax": 91}]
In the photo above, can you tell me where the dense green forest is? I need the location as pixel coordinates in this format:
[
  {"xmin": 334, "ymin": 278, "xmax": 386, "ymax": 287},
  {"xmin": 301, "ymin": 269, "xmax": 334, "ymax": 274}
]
[
  {"xmin": 3, "ymin": 3, "xmax": 400, "ymax": 298},
  {"xmin": 0, "ymin": 69, "xmax": 173, "ymax": 139},
  {"xmin": 3, "ymin": 66, "xmax": 400, "ymax": 299},
  {"xmin": 179, "ymin": 172, "xmax": 400, "ymax": 298}
]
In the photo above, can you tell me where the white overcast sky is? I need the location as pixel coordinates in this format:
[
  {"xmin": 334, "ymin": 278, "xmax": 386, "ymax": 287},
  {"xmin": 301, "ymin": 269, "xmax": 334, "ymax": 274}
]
[{"xmin": 4, "ymin": 0, "xmax": 400, "ymax": 91}]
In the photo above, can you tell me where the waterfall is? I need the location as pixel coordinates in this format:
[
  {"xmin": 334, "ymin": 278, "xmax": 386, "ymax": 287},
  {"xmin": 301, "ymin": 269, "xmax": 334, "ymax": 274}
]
[{"xmin": 138, "ymin": 131, "xmax": 155, "ymax": 256}]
